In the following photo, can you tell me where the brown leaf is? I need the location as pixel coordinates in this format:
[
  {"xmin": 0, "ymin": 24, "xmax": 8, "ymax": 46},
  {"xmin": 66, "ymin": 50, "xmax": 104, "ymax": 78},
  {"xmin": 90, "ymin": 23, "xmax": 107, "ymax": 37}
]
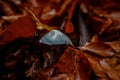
[
  {"xmin": 1, "ymin": 15, "xmax": 22, "ymax": 22},
  {"xmin": 51, "ymin": 46, "xmax": 92, "ymax": 80},
  {"xmin": 0, "ymin": 15, "xmax": 36, "ymax": 45},
  {"xmin": 84, "ymin": 53, "xmax": 110, "ymax": 79},
  {"xmin": 87, "ymin": 15, "xmax": 112, "ymax": 34},
  {"xmin": 105, "ymin": 41, "xmax": 120, "ymax": 53},
  {"xmin": 83, "ymin": 43, "xmax": 120, "ymax": 80},
  {"xmin": 64, "ymin": 21, "xmax": 74, "ymax": 33},
  {"xmin": 107, "ymin": 12, "xmax": 120, "ymax": 33},
  {"xmin": 64, "ymin": 0, "xmax": 78, "ymax": 33},
  {"xmin": 90, "ymin": 34, "xmax": 99, "ymax": 42},
  {"xmin": 50, "ymin": 74, "xmax": 70, "ymax": 80},
  {"xmin": 39, "ymin": 67, "xmax": 54, "ymax": 80},
  {"xmin": 81, "ymin": 42, "xmax": 116, "ymax": 57},
  {"xmin": 0, "ymin": 1, "xmax": 15, "ymax": 16},
  {"xmin": 99, "ymin": 59, "xmax": 120, "ymax": 80},
  {"xmin": 0, "ymin": 27, "xmax": 3, "ymax": 36},
  {"xmin": 55, "ymin": 0, "xmax": 73, "ymax": 16},
  {"xmin": 99, "ymin": 32, "xmax": 119, "ymax": 42}
]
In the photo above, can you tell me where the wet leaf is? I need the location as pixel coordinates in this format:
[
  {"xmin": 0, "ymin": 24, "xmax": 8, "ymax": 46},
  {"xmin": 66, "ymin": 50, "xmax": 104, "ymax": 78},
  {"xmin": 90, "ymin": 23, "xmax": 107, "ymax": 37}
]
[{"xmin": 39, "ymin": 30, "xmax": 72, "ymax": 45}]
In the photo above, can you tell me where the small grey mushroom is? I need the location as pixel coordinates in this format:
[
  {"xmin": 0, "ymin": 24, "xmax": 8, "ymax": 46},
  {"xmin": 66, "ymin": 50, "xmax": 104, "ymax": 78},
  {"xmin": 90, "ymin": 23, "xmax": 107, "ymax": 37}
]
[{"xmin": 39, "ymin": 30, "xmax": 72, "ymax": 45}]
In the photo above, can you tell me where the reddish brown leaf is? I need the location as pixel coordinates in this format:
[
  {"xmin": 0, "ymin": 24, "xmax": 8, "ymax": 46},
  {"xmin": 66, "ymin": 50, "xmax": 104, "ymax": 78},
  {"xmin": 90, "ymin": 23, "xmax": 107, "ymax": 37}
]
[
  {"xmin": 105, "ymin": 41, "xmax": 120, "ymax": 53},
  {"xmin": 51, "ymin": 46, "xmax": 92, "ymax": 80},
  {"xmin": 64, "ymin": 0, "xmax": 78, "ymax": 33},
  {"xmin": 90, "ymin": 34, "xmax": 99, "ymax": 42},
  {"xmin": 0, "ymin": 1, "xmax": 16, "ymax": 16},
  {"xmin": 84, "ymin": 52, "xmax": 120, "ymax": 80},
  {"xmin": 81, "ymin": 42, "xmax": 116, "ymax": 57},
  {"xmin": 38, "ymin": 67, "xmax": 54, "ymax": 80},
  {"xmin": 0, "ymin": 15, "xmax": 36, "ymax": 45},
  {"xmin": 1, "ymin": 15, "xmax": 22, "ymax": 22},
  {"xmin": 50, "ymin": 74, "xmax": 70, "ymax": 80},
  {"xmin": 64, "ymin": 21, "xmax": 74, "ymax": 33},
  {"xmin": 55, "ymin": 0, "xmax": 73, "ymax": 16},
  {"xmin": 99, "ymin": 59, "xmax": 120, "ymax": 80},
  {"xmin": 0, "ymin": 27, "xmax": 3, "ymax": 36},
  {"xmin": 84, "ymin": 53, "xmax": 110, "ymax": 79},
  {"xmin": 107, "ymin": 12, "xmax": 120, "ymax": 33}
]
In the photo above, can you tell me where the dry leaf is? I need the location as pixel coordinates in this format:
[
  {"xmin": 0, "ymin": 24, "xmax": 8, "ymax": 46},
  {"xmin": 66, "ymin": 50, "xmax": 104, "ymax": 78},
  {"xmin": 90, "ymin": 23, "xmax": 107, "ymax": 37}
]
[
  {"xmin": 81, "ymin": 42, "xmax": 116, "ymax": 57},
  {"xmin": 84, "ymin": 53, "xmax": 110, "ymax": 79},
  {"xmin": 105, "ymin": 41, "xmax": 120, "ymax": 53},
  {"xmin": 0, "ymin": 15, "xmax": 36, "ymax": 45},
  {"xmin": 51, "ymin": 46, "xmax": 92, "ymax": 80},
  {"xmin": 99, "ymin": 59, "xmax": 120, "ymax": 80}
]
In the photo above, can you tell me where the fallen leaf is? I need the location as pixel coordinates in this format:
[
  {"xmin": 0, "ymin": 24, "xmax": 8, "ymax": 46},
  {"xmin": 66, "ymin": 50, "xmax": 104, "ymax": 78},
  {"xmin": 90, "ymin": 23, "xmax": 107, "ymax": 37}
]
[
  {"xmin": 50, "ymin": 74, "xmax": 70, "ymax": 80},
  {"xmin": 99, "ymin": 59, "xmax": 120, "ymax": 80},
  {"xmin": 64, "ymin": 21, "xmax": 74, "ymax": 33},
  {"xmin": 81, "ymin": 41, "xmax": 116, "ymax": 57},
  {"xmin": 0, "ymin": 15, "xmax": 36, "ymax": 45},
  {"xmin": 105, "ymin": 41, "xmax": 120, "ymax": 53},
  {"xmin": 51, "ymin": 46, "xmax": 92, "ymax": 80},
  {"xmin": 0, "ymin": 1, "xmax": 16, "ymax": 16},
  {"xmin": 83, "ymin": 53, "xmax": 110, "ymax": 79},
  {"xmin": 39, "ymin": 67, "xmax": 54, "ymax": 80},
  {"xmin": 64, "ymin": 0, "xmax": 78, "ymax": 33},
  {"xmin": 84, "ymin": 48, "xmax": 120, "ymax": 80},
  {"xmin": 1, "ymin": 15, "xmax": 22, "ymax": 22}
]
